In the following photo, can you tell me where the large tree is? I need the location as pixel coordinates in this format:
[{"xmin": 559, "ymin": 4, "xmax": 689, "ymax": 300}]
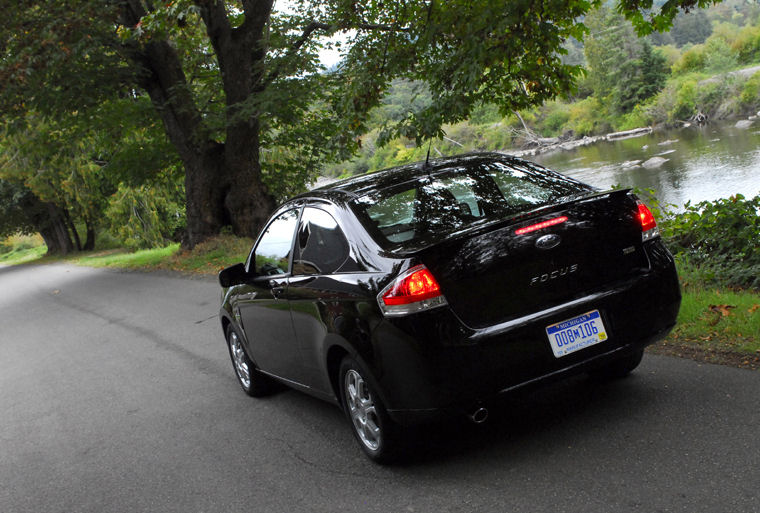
[{"xmin": 1, "ymin": 0, "xmax": 722, "ymax": 248}]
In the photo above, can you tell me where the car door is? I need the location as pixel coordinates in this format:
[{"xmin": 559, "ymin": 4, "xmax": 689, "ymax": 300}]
[
  {"xmin": 236, "ymin": 208, "xmax": 305, "ymax": 383},
  {"xmin": 288, "ymin": 206, "xmax": 361, "ymax": 395}
]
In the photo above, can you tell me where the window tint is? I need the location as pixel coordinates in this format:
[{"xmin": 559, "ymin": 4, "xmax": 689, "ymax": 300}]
[
  {"xmin": 252, "ymin": 209, "xmax": 298, "ymax": 275},
  {"xmin": 351, "ymin": 159, "xmax": 590, "ymax": 248},
  {"xmin": 293, "ymin": 208, "xmax": 350, "ymax": 275}
]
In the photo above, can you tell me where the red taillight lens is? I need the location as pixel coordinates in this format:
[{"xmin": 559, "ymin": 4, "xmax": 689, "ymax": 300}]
[
  {"xmin": 382, "ymin": 266, "xmax": 442, "ymax": 306},
  {"xmin": 637, "ymin": 202, "xmax": 657, "ymax": 232},
  {"xmin": 515, "ymin": 216, "xmax": 568, "ymax": 235}
]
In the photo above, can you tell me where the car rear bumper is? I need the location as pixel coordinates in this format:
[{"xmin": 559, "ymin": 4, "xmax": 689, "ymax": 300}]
[{"xmin": 373, "ymin": 241, "xmax": 681, "ymax": 426}]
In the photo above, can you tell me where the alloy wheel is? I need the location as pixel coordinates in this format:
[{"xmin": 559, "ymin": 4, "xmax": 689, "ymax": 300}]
[
  {"xmin": 228, "ymin": 330, "xmax": 251, "ymax": 390},
  {"xmin": 344, "ymin": 369, "xmax": 381, "ymax": 451}
]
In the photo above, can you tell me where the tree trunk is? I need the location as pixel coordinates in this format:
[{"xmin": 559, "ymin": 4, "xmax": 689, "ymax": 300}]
[
  {"xmin": 183, "ymin": 143, "xmax": 229, "ymax": 248},
  {"xmin": 222, "ymin": 119, "xmax": 278, "ymax": 241},
  {"xmin": 64, "ymin": 209, "xmax": 82, "ymax": 251},
  {"xmin": 38, "ymin": 203, "xmax": 75, "ymax": 255},
  {"xmin": 83, "ymin": 219, "xmax": 96, "ymax": 251}
]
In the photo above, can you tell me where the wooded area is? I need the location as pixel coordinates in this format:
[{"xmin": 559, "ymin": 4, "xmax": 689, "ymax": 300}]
[{"xmin": 0, "ymin": 0, "xmax": 723, "ymax": 253}]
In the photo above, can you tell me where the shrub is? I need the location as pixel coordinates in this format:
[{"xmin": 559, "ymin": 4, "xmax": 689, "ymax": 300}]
[
  {"xmin": 105, "ymin": 183, "xmax": 185, "ymax": 250},
  {"xmin": 740, "ymin": 71, "xmax": 760, "ymax": 110},
  {"xmin": 670, "ymin": 79, "xmax": 698, "ymax": 121},
  {"xmin": 537, "ymin": 102, "xmax": 572, "ymax": 136},
  {"xmin": 660, "ymin": 194, "xmax": 760, "ymax": 290},
  {"xmin": 672, "ymin": 44, "xmax": 706, "ymax": 75},
  {"xmin": 566, "ymin": 97, "xmax": 606, "ymax": 136},
  {"xmin": 732, "ymin": 23, "xmax": 760, "ymax": 64},
  {"xmin": 704, "ymin": 37, "xmax": 739, "ymax": 73}
]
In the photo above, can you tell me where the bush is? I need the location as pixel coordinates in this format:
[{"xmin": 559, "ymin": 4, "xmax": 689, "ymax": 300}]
[
  {"xmin": 566, "ymin": 97, "xmax": 607, "ymax": 136},
  {"xmin": 670, "ymin": 79, "xmax": 698, "ymax": 121},
  {"xmin": 740, "ymin": 71, "xmax": 760, "ymax": 110},
  {"xmin": 672, "ymin": 45, "xmax": 706, "ymax": 75},
  {"xmin": 537, "ymin": 102, "xmax": 572, "ymax": 136},
  {"xmin": 732, "ymin": 23, "xmax": 760, "ymax": 64},
  {"xmin": 105, "ymin": 183, "xmax": 185, "ymax": 250},
  {"xmin": 660, "ymin": 194, "xmax": 760, "ymax": 289},
  {"xmin": 704, "ymin": 37, "xmax": 739, "ymax": 73}
]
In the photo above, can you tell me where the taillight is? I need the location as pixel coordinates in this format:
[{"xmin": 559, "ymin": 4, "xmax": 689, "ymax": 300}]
[
  {"xmin": 377, "ymin": 265, "xmax": 448, "ymax": 316},
  {"xmin": 637, "ymin": 201, "xmax": 659, "ymax": 241}
]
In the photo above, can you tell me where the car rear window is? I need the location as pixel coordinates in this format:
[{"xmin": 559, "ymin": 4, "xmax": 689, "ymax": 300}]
[{"xmin": 350, "ymin": 159, "xmax": 591, "ymax": 249}]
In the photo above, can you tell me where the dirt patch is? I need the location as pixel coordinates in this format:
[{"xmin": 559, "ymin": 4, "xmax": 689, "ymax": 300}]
[{"xmin": 647, "ymin": 341, "xmax": 760, "ymax": 371}]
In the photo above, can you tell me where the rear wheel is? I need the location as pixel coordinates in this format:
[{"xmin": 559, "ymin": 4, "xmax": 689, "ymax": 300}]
[
  {"xmin": 339, "ymin": 356, "xmax": 400, "ymax": 463},
  {"xmin": 589, "ymin": 348, "xmax": 644, "ymax": 380},
  {"xmin": 226, "ymin": 326, "xmax": 272, "ymax": 397}
]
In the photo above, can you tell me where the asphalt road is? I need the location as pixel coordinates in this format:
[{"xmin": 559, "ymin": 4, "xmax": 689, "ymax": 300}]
[{"xmin": 1, "ymin": 263, "xmax": 759, "ymax": 513}]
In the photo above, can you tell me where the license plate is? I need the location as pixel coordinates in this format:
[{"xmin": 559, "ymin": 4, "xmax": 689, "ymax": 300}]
[{"xmin": 545, "ymin": 310, "xmax": 608, "ymax": 358}]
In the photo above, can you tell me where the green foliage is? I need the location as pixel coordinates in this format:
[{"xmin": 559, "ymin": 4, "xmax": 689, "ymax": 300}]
[
  {"xmin": 0, "ymin": 234, "xmax": 44, "ymax": 257},
  {"xmin": 0, "ymin": 179, "xmax": 40, "ymax": 238},
  {"xmin": 733, "ymin": 23, "xmax": 760, "ymax": 63},
  {"xmin": 740, "ymin": 71, "xmax": 760, "ymax": 109},
  {"xmin": 704, "ymin": 36, "xmax": 739, "ymax": 72},
  {"xmin": 672, "ymin": 44, "xmax": 707, "ymax": 75},
  {"xmin": 660, "ymin": 194, "xmax": 760, "ymax": 289},
  {"xmin": 671, "ymin": 79, "xmax": 699, "ymax": 121},
  {"xmin": 538, "ymin": 103, "xmax": 572, "ymax": 136},
  {"xmin": 567, "ymin": 97, "xmax": 608, "ymax": 135},
  {"xmin": 104, "ymin": 178, "xmax": 185, "ymax": 250}
]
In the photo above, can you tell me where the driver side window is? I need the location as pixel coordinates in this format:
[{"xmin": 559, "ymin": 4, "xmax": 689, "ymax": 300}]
[{"xmin": 252, "ymin": 209, "xmax": 299, "ymax": 276}]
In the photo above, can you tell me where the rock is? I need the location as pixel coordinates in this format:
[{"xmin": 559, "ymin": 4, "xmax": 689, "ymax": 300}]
[
  {"xmin": 735, "ymin": 119, "xmax": 754, "ymax": 129},
  {"xmin": 620, "ymin": 160, "xmax": 642, "ymax": 168},
  {"xmin": 658, "ymin": 139, "xmax": 678, "ymax": 146},
  {"xmin": 642, "ymin": 145, "xmax": 649, "ymax": 150},
  {"xmin": 642, "ymin": 157, "xmax": 669, "ymax": 168}
]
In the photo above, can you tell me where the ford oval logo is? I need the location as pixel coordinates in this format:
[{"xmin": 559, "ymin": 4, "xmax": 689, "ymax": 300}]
[{"xmin": 535, "ymin": 234, "xmax": 561, "ymax": 250}]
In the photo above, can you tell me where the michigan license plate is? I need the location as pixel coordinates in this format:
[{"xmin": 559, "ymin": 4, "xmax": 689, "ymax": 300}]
[{"xmin": 546, "ymin": 310, "xmax": 608, "ymax": 358}]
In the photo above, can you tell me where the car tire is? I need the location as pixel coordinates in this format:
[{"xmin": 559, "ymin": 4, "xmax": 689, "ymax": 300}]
[
  {"xmin": 339, "ymin": 356, "xmax": 401, "ymax": 464},
  {"xmin": 226, "ymin": 326, "xmax": 272, "ymax": 397},
  {"xmin": 589, "ymin": 348, "xmax": 645, "ymax": 381}
]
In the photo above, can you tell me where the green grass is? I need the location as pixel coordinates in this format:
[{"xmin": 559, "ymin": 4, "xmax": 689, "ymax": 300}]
[
  {"xmin": 0, "ymin": 234, "xmax": 253, "ymax": 275},
  {"xmin": 666, "ymin": 286, "xmax": 760, "ymax": 354},
  {"xmin": 77, "ymin": 244, "xmax": 181, "ymax": 269},
  {"xmin": 0, "ymin": 234, "xmax": 48, "ymax": 265},
  {"xmin": 0, "ymin": 244, "xmax": 48, "ymax": 265}
]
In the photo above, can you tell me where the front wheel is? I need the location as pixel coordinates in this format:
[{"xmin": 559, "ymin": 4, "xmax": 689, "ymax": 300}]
[
  {"xmin": 339, "ymin": 356, "xmax": 400, "ymax": 463},
  {"xmin": 589, "ymin": 348, "xmax": 644, "ymax": 381},
  {"xmin": 226, "ymin": 326, "xmax": 273, "ymax": 397}
]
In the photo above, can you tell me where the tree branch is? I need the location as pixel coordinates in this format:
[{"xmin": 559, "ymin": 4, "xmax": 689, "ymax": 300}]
[{"xmin": 261, "ymin": 19, "xmax": 410, "ymax": 87}]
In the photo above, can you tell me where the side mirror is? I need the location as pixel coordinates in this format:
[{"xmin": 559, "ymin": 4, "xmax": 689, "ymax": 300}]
[{"xmin": 218, "ymin": 262, "xmax": 249, "ymax": 288}]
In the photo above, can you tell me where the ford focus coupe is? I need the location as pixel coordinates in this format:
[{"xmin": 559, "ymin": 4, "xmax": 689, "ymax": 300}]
[{"xmin": 218, "ymin": 152, "xmax": 681, "ymax": 462}]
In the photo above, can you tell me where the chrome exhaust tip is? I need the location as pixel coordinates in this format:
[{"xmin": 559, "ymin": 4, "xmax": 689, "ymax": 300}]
[{"xmin": 468, "ymin": 407, "xmax": 489, "ymax": 424}]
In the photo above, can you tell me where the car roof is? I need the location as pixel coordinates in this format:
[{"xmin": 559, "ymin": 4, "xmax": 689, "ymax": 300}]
[{"xmin": 294, "ymin": 151, "xmax": 525, "ymax": 204}]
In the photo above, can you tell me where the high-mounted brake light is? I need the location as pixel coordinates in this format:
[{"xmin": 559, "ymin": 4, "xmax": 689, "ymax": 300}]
[
  {"xmin": 378, "ymin": 265, "xmax": 448, "ymax": 316},
  {"xmin": 637, "ymin": 201, "xmax": 659, "ymax": 241},
  {"xmin": 515, "ymin": 216, "xmax": 568, "ymax": 235}
]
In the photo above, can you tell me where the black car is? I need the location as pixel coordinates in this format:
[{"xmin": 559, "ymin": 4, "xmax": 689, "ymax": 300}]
[{"xmin": 218, "ymin": 152, "xmax": 681, "ymax": 462}]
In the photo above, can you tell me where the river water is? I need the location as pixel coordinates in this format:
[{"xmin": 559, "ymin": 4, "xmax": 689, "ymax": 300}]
[{"xmin": 533, "ymin": 121, "xmax": 760, "ymax": 208}]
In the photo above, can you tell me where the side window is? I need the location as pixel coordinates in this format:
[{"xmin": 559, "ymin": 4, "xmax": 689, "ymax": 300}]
[
  {"xmin": 293, "ymin": 208, "xmax": 350, "ymax": 275},
  {"xmin": 252, "ymin": 209, "xmax": 299, "ymax": 276}
]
